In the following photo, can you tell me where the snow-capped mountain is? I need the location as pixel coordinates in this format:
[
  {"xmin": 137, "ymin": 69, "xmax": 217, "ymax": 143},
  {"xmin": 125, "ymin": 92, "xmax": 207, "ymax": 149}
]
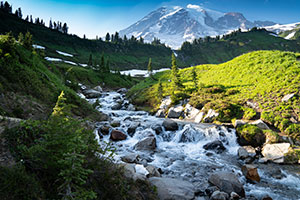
[
  {"xmin": 119, "ymin": 4, "xmax": 275, "ymax": 49},
  {"xmin": 264, "ymin": 22, "xmax": 300, "ymax": 34}
]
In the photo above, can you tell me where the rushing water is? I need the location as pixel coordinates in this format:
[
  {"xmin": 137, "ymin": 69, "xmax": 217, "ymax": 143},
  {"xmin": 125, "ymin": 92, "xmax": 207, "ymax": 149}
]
[{"xmin": 87, "ymin": 91, "xmax": 300, "ymax": 200}]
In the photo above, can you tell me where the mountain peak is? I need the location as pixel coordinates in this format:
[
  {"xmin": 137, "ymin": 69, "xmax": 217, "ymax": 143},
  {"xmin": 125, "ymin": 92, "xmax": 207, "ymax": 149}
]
[{"xmin": 119, "ymin": 5, "xmax": 276, "ymax": 49}]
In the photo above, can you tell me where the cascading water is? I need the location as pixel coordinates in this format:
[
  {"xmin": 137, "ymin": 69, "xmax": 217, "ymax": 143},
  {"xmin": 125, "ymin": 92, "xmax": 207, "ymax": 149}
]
[{"xmin": 85, "ymin": 91, "xmax": 300, "ymax": 200}]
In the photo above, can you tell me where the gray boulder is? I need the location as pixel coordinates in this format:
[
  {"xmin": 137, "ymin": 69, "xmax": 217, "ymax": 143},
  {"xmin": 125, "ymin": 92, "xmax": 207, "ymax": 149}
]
[
  {"xmin": 203, "ymin": 140, "xmax": 226, "ymax": 154},
  {"xmin": 262, "ymin": 143, "xmax": 291, "ymax": 163},
  {"xmin": 234, "ymin": 120, "xmax": 246, "ymax": 128},
  {"xmin": 121, "ymin": 153, "xmax": 139, "ymax": 163},
  {"xmin": 83, "ymin": 89, "xmax": 102, "ymax": 99},
  {"xmin": 149, "ymin": 177, "xmax": 195, "ymax": 200},
  {"xmin": 127, "ymin": 122, "xmax": 139, "ymax": 137},
  {"xmin": 155, "ymin": 109, "xmax": 165, "ymax": 118},
  {"xmin": 152, "ymin": 124, "xmax": 163, "ymax": 135},
  {"xmin": 250, "ymin": 119, "xmax": 269, "ymax": 130},
  {"xmin": 237, "ymin": 146, "xmax": 256, "ymax": 159},
  {"xmin": 241, "ymin": 164, "xmax": 260, "ymax": 182},
  {"xmin": 282, "ymin": 93, "xmax": 295, "ymax": 102},
  {"xmin": 210, "ymin": 191, "xmax": 229, "ymax": 200},
  {"xmin": 110, "ymin": 130, "xmax": 127, "ymax": 141},
  {"xmin": 185, "ymin": 104, "xmax": 200, "ymax": 119},
  {"xmin": 194, "ymin": 112, "xmax": 205, "ymax": 123},
  {"xmin": 167, "ymin": 106, "xmax": 184, "ymax": 119},
  {"xmin": 162, "ymin": 119, "xmax": 179, "ymax": 131},
  {"xmin": 208, "ymin": 172, "xmax": 245, "ymax": 197},
  {"xmin": 117, "ymin": 88, "xmax": 127, "ymax": 93},
  {"xmin": 134, "ymin": 137, "xmax": 156, "ymax": 151},
  {"xmin": 93, "ymin": 86, "xmax": 103, "ymax": 92},
  {"xmin": 146, "ymin": 165, "xmax": 161, "ymax": 177},
  {"xmin": 159, "ymin": 96, "xmax": 172, "ymax": 110},
  {"xmin": 204, "ymin": 109, "xmax": 219, "ymax": 123}
]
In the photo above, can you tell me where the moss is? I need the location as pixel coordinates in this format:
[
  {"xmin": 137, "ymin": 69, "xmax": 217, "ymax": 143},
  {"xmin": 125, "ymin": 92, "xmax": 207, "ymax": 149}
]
[
  {"xmin": 278, "ymin": 118, "xmax": 291, "ymax": 132},
  {"xmin": 263, "ymin": 129, "xmax": 280, "ymax": 144},
  {"xmin": 261, "ymin": 111, "xmax": 276, "ymax": 124},
  {"xmin": 237, "ymin": 124, "xmax": 263, "ymax": 142},
  {"xmin": 284, "ymin": 148, "xmax": 300, "ymax": 164}
]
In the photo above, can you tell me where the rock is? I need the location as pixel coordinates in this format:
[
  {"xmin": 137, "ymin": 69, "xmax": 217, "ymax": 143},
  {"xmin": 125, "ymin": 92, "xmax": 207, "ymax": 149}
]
[
  {"xmin": 167, "ymin": 106, "xmax": 184, "ymax": 119},
  {"xmin": 111, "ymin": 103, "xmax": 122, "ymax": 110},
  {"xmin": 162, "ymin": 119, "xmax": 179, "ymax": 131},
  {"xmin": 241, "ymin": 164, "xmax": 260, "ymax": 182},
  {"xmin": 121, "ymin": 163, "xmax": 146, "ymax": 181},
  {"xmin": 230, "ymin": 192, "xmax": 240, "ymax": 200},
  {"xmin": 146, "ymin": 165, "xmax": 161, "ymax": 177},
  {"xmin": 152, "ymin": 124, "xmax": 163, "ymax": 135},
  {"xmin": 210, "ymin": 191, "xmax": 229, "ymax": 200},
  {"xmin": 281, "ymin": 93, "xmax": 295, "ymax": 102},
  {"xmin": 246, "ymin": 101, "xmax": 259, "ymax": 110},
  {"xmin": 265, "ymin": 168, "xmax": 286, "ymax": 179},
  {"xmin": 205, "ymin": 186, "xmax": 219, "ymax": 196},
  {"xmin": 134, "ymin": 137, "xmax": 156, "ymax": 151},
  {"xmin": 93, "ymin": 85, "xmax": 103, "ymax": 92},
  {"xmin": 127, "ymin": 104, "xmax": 135, "ymax": 111},
  {"xmin": 110, "ymin": 130, "xmax": 127, "ymax": 141},
  {"xmin": 204, "ymin": 109, "xmax": 219, "ymax": 123},
  {"xmin": 99, "ymin": 125, "xmax": 110, "ymax": 135},
  {"xmin": 83, "ymin": 89, "xmax": 102, "ymax": 99},
  {"xmin": 121, "ymin": 153, "xmax": 139, "ymax": 163},
  {"xmin": 185, "ymin": 104, "xmax": 200, "ymax": 119},
  {"xmin": 238, "ymin": 146, "xmax": 256, "ymax": 159},
  {"xmin": 149, "ymin": 177, "xmax": 195, "ymax": 200},
  {"xmin": 159, "ymin": 96, "xmax": 172, "ymax": 110},
  {"xmin": 155, "ymin": 109, "xmax": 165, "ymax": 118},
  {"xmin": 250, "ymin": 120, "xmax": 269, "ymax": 130},
  {"xmin": 135, "ymin": 164, "xmax": 149, "ymax": 176},
  {"xmin": 262, "ymin": 195, "xmax": 273, "ymax": 200},
  {"xmin": 262, "ymin": 143, "xmax": 290, "ymax": 163},
  {"xmin": 208, "ymin": 172, "xmax": 245, "ymax": 197},
  {"xmin": 110, "ymin": 121, "xmax": 121, "ymax": 127},
  {"xmin": 234, "ymin": 120, "xmax": 246, "ymax": 128},
  {"xmin": 195, "ymin": 112, "xmax": 205, "ymax": 123},
  {"xmin": 127, "ymin": 122, "xmax": 139, "ymax": 137},
  {"xmin": 203, "ymin": 140, "xmax": 226, "ymax": 154},
  {"xmin": 117, "ymin": 88, "xmax": 127, "ymax": 93}
]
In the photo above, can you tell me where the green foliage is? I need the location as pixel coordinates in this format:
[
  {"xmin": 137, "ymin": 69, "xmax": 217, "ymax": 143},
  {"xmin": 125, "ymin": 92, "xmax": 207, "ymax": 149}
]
[
  {"xmin": 243, "ymin": 107, "xmax": 257, "ymax": 120},
  {"xmin": 236, "ymin": 124, "xmax": 263, "ymax": 142},
  {"xmin": 0, "ymin": 165, "xmax": 43, "ymax": 200},
  {"xmin": 261, "ymin": 111, "xmax": 275, "ymax": 124},
  {"xmin": 147, "ymin": 57, "xmax": 153, "ymax": 77},
  {"xmin": 191, "ymin": 66, "xmax": 197, "ymax": 90}
]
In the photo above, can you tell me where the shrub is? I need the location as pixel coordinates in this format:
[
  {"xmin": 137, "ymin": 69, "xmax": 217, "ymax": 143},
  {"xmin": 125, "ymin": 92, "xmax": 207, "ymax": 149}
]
[
  {"xmin": 261, "ymin": 111, "xmax": 275, "ymax": 124},
  {"xmin": 243, "ymin": 107, "xmax": 257, "ymax": 120}
]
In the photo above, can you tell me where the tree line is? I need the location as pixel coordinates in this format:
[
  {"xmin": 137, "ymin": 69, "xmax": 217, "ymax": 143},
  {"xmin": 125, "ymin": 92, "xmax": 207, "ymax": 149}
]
[{"xmin": 0, "ymin": 1, "xmax": 69, "ymax": 34}]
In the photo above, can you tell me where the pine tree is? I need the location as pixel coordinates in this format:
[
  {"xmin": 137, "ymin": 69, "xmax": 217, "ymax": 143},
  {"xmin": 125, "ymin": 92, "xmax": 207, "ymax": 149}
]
[
  {"xmin": 105, "ymin": 33, "xmax": 110, "ymax": 42},
  {"xmin": 49, "ymin": 19, "xmax": 53, "ymax": 29},
  {"xmin": 3, "ymin": 1, "xmax": 11, "ymax": 13},
  {"xmin": 100, "ymin": 53, "xmax": 105, "ymax": 73},
  {"xmin": 171, "ymin": 53, "xmax": 181, "ymax": 90},
  {"xmin": 88, "ymin": 54, "xmax": 93, "ymax": 67},
  {"xmin": 147, "ymin": 58, "xmax": 153, "ymax": 78},
  {"xmin": 23, "ymin": 31, "xmax": 33, "ymax": 50},
  {"xmin": 17, "ymin": 7, "xmax": 22, "ymax": 18},
  {"xmin": 105, "ymin": 59, "xmax": 110, "ymax": 73},
  {"xmin": 25, "ymin": 15, "xmax": 29, "ymax": 21},
  {"xmin": 83, "ymin": 34, "xmax": 86, "ymax": 39},
  {"xmin": 0, "ymin": 1, "xmax": 4, "ymax": 9},
  {"xmin": 114, "ymin": 32, "xmax": 119, "ymax": 43},
  {"xmin": 62, "ymin": 23, "xmax": 68, "ymax": 34},
  {"xmin": 30, "ymin": 15, "xmax": 33, "ymax": 23},
  {"xmin": 18, "ymin": 32, "xmax": 24, "ymax": 44},
  {"xmin": 191, "ymin": 66, "xmax": 198, "ymax": 90},
  {"xmin": 52, "ymin": 91, "xmax": 70, "ymax": 117}
]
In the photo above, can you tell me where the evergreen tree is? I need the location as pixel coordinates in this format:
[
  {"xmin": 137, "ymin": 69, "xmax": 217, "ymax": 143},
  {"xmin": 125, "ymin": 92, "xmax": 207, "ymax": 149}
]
[
  {"xmin": 52, "ymin": 91, "xmax": 70, "ymax": 117},
  {"xmin": 25, "ymin": 15, "xmax": 29, "ymax": 22},
  {"xmin": 49, "ymin": 19, "xmax": 53, "ymax": 29},
  {"xmin": 105, "ymin": 59, "xmax": 110, "ymax": 73},
  {"xmin": 62, "ymin": 23, "xmax": 68, "ymax": 34},
  {"xmin": 0, "ymin": 1, "xmax": 4, "ymax": 9},
  {"xmin": 105, "ymin": 33, "xmax": 110, "ymax": 42},
  {"xmin": 100, "ymin": 53, "xmax": 105, "ymax": 73},
  {"xmin": 53, "ymin": 21, "xmax": 57, "ymax": 29},
  {"xmin": 23, "ymin": 31, "xmax": 33, "ymax": 51},
  {"xmin": 157, "ymin": 79, "xmax": 163, "ymax": 100},
  {"xmin": 139, "ymin": 37, "xmax": 144, "ymax": 44},
  {"xmin": 18, "ymin": 32, "xmax": 24, "ymax": 44},
  {"xmin": 3, "ymin": 1, "xmax": 12, "ymax": 13},
  {"xmin": 111, "ymin": 34, "xmax": 114, "ymax": 43},
  {"xmin": 114, "ymin": 32, "xmax": 119, "ymax": 43},
  {"xmin": 83, "ymin": 34, "xmax": 86, "ymax": 39},
  {"xmin": 17, "ymin": 7, "xmax": 22, "ymax": 18},
  {"xmin": 171, "ymin": 53, "xmax": 181, "ymax": 89},
  {"xmin": 191, "ymin": 66, "xmax": 198, "ymax": 90},
  {"xmin": 147, "ymin": 58, "xmax": 153, "ymax": 78},
  {"xmin": 88, "ymin": 54, "xmax": 93, "ymax": 67},
  {"xmin": 30, "ymin": 15, "xmax": 33, "ymax": 23}
]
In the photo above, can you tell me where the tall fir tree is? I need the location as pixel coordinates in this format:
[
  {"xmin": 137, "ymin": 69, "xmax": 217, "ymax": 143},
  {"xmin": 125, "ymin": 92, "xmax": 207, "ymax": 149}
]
[
  {"xmin": 191, "ymin": 66, "xmax": 198, "ymax": 90},
  {"xmin": 171, "ymin": 53, "xmax": 182, "ymax": 89},
  {"xmin": 157, "ymin": 79, "xmax": 163, "ymax": 100},
  {"xmin": 147, "ymin": 58, "xmax": 153, "ymax": 78},
  {"xmin": 49, "ymin": 19, "xmax": 53, "ymax": 29},
  {"xmin": 88, "ymin": 54, "xmax": 93, "ymax": 68},
  {"xmin": 105, "ymin": 59, "xmax": 110, "ymax": 73},
  {"xmin": 105, "ymin": 33, "xmax": 110, "ymax": 42},
  {"xmin": 23, "ymin": 31, "xmax": 33, "ymax": 51},
  {"xmin": 100, "ymin": 53, "xmax": 105, "ymax": 73}
]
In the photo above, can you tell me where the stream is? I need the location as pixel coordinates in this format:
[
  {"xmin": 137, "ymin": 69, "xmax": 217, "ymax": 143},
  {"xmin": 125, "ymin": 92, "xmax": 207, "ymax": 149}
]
[{"xmin": 85, "ymin": 90, "xmax": 300, "ymax": 200}]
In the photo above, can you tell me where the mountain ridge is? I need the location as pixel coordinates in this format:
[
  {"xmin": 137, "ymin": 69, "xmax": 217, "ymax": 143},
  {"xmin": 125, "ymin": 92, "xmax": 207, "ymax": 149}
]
[{"xmin": 120, "ymin": 4, "xmax": 276, "ymax": 48}]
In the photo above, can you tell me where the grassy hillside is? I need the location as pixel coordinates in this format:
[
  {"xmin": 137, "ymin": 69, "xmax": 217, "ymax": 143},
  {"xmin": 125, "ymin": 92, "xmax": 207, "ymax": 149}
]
[
  {"xmin": 0, "ymin": 10, "xmax": 173, "ymax": 70},
  {"xmin": 0, "ymin": 33, "xmax": 134, "ymax": 120},
  {"xmin": 179, "ymin": 29, "xmax": 300, "ymax": 66},
  {"xmin": 279, "ymin": 25, "xmax": 300, "ymax": 40},
  {"xmin": 128, "ymin": 50, "xmax": 300, "ymax": 141}
]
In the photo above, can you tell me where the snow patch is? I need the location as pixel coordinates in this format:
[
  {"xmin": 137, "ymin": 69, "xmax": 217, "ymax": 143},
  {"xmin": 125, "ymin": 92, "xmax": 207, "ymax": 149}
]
[
  {"xmin": 285, "ymin": 31, "xmax": 296, "ymax": 39},
  {"xmin": 56, "ymin": 50, "xmax": 74, "ymax": 57},
  {"xmin": 32, "ymin": 44, "xmax": 45, "ymax": 50},
  {"xmin": 64, "ymin": 60, "xmax": 77, "ymax": 66},
  {"xmin": 79, "ymin": 63, "xmax": 88, "ymax": 67},
  {"xmin": 264, "ymin": 22, "xmax": 300, "ymax": 34},
  {"xmin": 45, "ymin": 57, "xmax": 62, "ymax": 62},
  {"xmin": 120, "ymin": 68, "xmax": 169, "ymax": 77}
]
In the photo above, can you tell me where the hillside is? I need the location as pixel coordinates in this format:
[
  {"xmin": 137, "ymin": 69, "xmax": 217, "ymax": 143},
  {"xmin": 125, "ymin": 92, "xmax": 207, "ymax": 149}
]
[
  {"xmin": 178, "ymin": 28, "xmax": 300, "ymax": 66},
  {"xmin": 279, "ymin": 25, "xmax": 300, "ymax": 40},
  {"xmin": 128, "ymin": 50, "xmax": 300, "ymax": 142},
  {"xmin": 0, "ymin": 9, "xmax": 172, "ymax": 70}
]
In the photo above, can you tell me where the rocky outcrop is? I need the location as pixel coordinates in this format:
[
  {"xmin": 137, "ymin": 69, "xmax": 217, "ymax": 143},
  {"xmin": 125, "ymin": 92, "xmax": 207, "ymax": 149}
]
[
  {"xmin": 121, "ymin": 153, "xmax": 140, "ymax": 163},
  {"xmin": 167, "ymin": 106, "xmax": 184, "ymax": 119},
  {"xmin": 149, "ymin": 177, "xmax": 195, "ymax": 200},
  {"xmin": 234, "ymin": 120, "xmax": 246, "ymax": 128},
  {"xmin": 208, "ymin": 172, "xmax": 245, "ymax": 197},
  {"xmin": 99, "ymin": 125, "xmax": 111, "ymax": 135},
  {"xmin": 110, "ymin": 130, "xmax": 127, "ymax": 141},
  {"xmin": 134, "ymin": 137, "xmax": 156, "ymax": 151},
  {"xmin": 127, "ymin": 122, "xmax": 139, "ymax": 136},
  {"xmin": 155, "ymin": 109, "xmax": 165, "ymax": 118},
  {"xmin": 185, "ymin": 104, "xmax": 200, "ymax": 119},
  {"xmin": 210, "ymin": 191, "xmax": 229, "ymax": 200},
  {"xmin": 146, "ymin": 165, "xmax": 161, "ymax": 177},
  {"xmin": 203, "ymin": 109, "xmax": 219, "ymax": 123},
  {"xmin": 194, "ymin": 112, "xmax": 205, "ymax": 123},
  {"xmin": 159, "ymin": 96, "xmax": 172, "ymax": 110},
  {"xmin": 93, "ymin": 86, "xmax": 103, "ymax": 93},
  {"xmin": 152, "ymin": 124, "xmax": 163, "ymax": 135},
  {"xmin": 162, "ymin": 119, "xmax": 179, "ymax": 131},
  {"xmin": 262, "ymin": 143, "xmax": 290, "ymax": 163},
  {"xmin": 238, "ymin": 146, "xmax": 256, "ymax": 159},
  {"xmin": 203, "ymin": 140, "xmax": 226, "ymax": 154},
  {"xmin": 117, "ymin": 88, "xmax": 127, "ymax": 94},
  {"xmin": 241, "ymin": 164, "xmax": 260, "ymax": 182}
]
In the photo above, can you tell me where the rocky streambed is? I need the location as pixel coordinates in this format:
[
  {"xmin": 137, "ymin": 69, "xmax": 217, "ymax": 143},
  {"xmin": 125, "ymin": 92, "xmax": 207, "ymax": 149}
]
[{"xmin": 79, "ymin": 87, "xmax": 300, "ymax": 200}]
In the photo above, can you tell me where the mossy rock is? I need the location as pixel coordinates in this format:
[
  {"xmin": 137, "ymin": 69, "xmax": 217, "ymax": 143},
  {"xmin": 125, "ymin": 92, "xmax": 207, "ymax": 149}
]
[
  {"xmin": 236, "ymin": 124, "xmax": 265, "ymax": 147},
  {"xmin": 284, "ymin": 148, "xmax": 300, "ymax": 164},
  {"xmin": 263, "ymin": 129, "xmax": 280, "ymax": 144}
]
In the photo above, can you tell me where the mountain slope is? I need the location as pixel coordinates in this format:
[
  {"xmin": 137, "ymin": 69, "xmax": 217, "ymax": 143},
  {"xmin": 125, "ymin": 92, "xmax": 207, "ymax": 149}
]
[
  {"xmin": 120, "ymin": 4, "xmax": 275, "ymax": 48},
  {"xmin": 0, "ymin": 10, "xmax": 172, "ymax": 70},
  {"xmin": 178, "ymin": 28, "xmax": 300, "ymax": 66}
]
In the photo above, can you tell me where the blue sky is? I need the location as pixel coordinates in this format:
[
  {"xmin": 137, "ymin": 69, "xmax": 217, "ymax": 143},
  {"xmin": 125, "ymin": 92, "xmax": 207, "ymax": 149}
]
[{"xmin": 7, "ymin": 0, "xmax": 300, "ymax": 38}]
